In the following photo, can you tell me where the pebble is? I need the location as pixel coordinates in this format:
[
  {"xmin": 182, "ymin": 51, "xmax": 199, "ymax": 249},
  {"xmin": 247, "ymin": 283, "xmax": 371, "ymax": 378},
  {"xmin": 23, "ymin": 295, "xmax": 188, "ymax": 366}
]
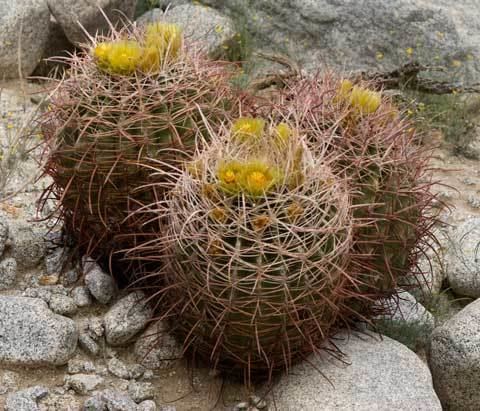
[
  {"xmin": 49, "ymin": 294, "xmax": 78, "ymax": 316},
  {"xmin": 64, "ymin": 374, "xmax": 104, "ymax": 395},
  {"xmin": 128, "ymin": 380, "xmax": 155, "ymax": 403},
  {"xmin": 88, "ymin": 317, "xmax": 105, "ymax": 339},
  {"xmin": 78, "ymin": 332, "xmax": 100, "ymax": 356},
  {"xmin": 137, "ymin": 400, "xmax": 158, "ymax": 411},
  {"xmin": 12, "ymin": 225, "xmax": 46, "ymax": 269},
  {"xmin": 0, "ymin": 257, "xmax": 17, "ymax": 290},
  {"xmin": 5, "ymin": 386, "xmax": 49, "ymax": 411},
  {"xmin": 67, "ymin": 359, "xmax": 96, "ymax": 374},
  {"xmin": 84, "ymin": 261, "xmax": 116, "ymax": 304},
  {"xmin": 101, "ymin": 389, "xmax": 138, "ymax": 411},
  {"xmin": 71, "ymin": 286, "xmax": 92, "ymax": 307},
  {"xmin": 467, "ymin": 195, "xmax": 480, "ymax": 209},
  {"xmin": 108, "ymin": 357, "xmax": 131, "ymax": 379},
  {"xmin": 104, "ymin": 291, "xmax": 153, "ymax": 346}
]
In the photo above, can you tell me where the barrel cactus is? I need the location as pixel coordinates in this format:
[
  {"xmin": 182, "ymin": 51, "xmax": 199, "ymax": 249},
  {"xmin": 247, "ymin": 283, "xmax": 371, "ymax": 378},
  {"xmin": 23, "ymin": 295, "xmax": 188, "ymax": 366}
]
[
  {"xmin": 40, "ymin": 22, "xmax": 237, "ymax": 276},
  {"xmin": 135, "ymin": 116, "xmax": 358, "ymax": 379},
  {"xmin": 273, "ymin": 73, "xmax": 437, "ymax": 313}
]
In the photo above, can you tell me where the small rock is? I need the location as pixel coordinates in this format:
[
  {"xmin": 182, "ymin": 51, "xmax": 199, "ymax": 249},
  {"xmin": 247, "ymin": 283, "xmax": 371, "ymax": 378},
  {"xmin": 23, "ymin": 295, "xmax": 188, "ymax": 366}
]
[
  {"xmin": 134, "ymin": 322, "xmax": 182, "ymax": 369},
  {"xmin": 79, "ymin": 332, "xmax": 100, "ymax": 356},
  {"xmin": 129, "ymin": 364, "xmax": 146, "ymax": 380},
  {"xmin": 0, "ymin": 296, "xmax": 78, "ymax": 366},
  {"xmin": 108, "ymin": 357, "xmax": 131, "ymax": 379},
  {"xmin": 0, "ymin": 370, "xmax": 19, "ymax": 395},
  {"xmin": 232, "ymin": 402, "xmax": 250, "ymax": 411},
  {"xmin": 0, "ymin": 216, "xmax": 9, "ymax": 257},
  {"xmin": 5, "ymin": 386, "xmax": 49, "ymax": 411},
  {"xmin": 467, "ymin": 195, "xmax": 480, "ymax": 209},
  {"xmin": 104, "ymin": 291, "xmax": 152, "ymax": 346},
  {"xmin": 0, "ymin": 257, "xmax": 17, "ymax": 290},
  {"xmin": 64, "ymin": 374, "xmax": 104, "ymax": 395},
  {"xmin": 45, "ymin": 248, "xmax": 67, "ymax": 277},
  {"xmin": 84, "ymin": 262, "xmax": 116, "ymax": 304},
  {"xmin": 67, "ymin": 359, "xmax": 96, "ymax": 374},
  {"xmin": 83, "ymin": 393, "xmax": 106, "ymax": 411},
  {"xmin": 72, "ymin": 286, "xmax": 92, "ymax": 307},
  {"xmin": 88, "ymin": 317, "xmax": 105, "ymax": 340},
  {"xmin": 12, "ymin": 224, "xmax": 46, "ymax": 269},
  {"xmin": 128, "ymin": 381, "xmax": 155, "ymax": 403},
  {"xmin": 62, "ymin": 268, "xmax": 79, "ymax": 286},
  {"xmin": 101, "ymin": 389, "xmax": 138, "ymax": 411},
  {"xmin": 137, "ymin": 400, "xmax": 157, "ymax": 411},
  {"xmin": 49, "ymin": 294, "xmax": 78, "ymax": 316}
]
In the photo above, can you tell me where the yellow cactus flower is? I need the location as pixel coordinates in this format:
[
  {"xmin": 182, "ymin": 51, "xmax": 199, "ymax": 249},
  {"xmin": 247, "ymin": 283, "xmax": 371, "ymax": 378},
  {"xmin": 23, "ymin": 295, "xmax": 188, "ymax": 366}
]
[
  {"xmin": 338, "ymin": 79, "xmax": 353, "ymax": 98},
  {"xmin": 217, "ymin": 160, "xmax": 243, "ymax": 193},
  {"xmin": 145, "ymin": 22, "xmax": 182, "ymax": 60},
  {"xmin": 231, "ymin": 117, "xmax": 265, "ymax": 142},
  {"xmin": 105, "ymin": 40, "xmax": 143, "ymax": 75},
  {"xmin": 93, "ymin": 42, "xmax": 113, "ymax": 69},
  {"xmin": 273, "ymin": 122, "xmax": 293, "ymax": 147},
  {"xmin": 238, "ymin": 160, "xmax": 279, "ymax": 196},
  {"xmin": 138, "ymin": 46, "xmax": 162, "ymax": 72},
  {"xmin": 349, "ymin": 85, "xmax": 381, "ymax": 114}
]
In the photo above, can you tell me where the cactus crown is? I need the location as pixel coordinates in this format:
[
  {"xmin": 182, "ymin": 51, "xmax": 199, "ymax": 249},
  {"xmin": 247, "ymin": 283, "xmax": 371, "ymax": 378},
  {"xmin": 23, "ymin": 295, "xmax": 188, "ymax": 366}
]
[{"xmin": 93, "ymin": 22, "xmax": 183, "ymax": 75}]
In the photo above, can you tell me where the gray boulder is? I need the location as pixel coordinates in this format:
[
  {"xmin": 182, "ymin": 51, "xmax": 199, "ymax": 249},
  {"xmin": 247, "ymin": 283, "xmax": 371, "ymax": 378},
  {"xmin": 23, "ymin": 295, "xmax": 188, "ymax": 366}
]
[
  {"xmin": 444, "ymin": 217, "xmax": 480, "ymax": 297},
  {"xmin": 0, "ymin": 296, "xmax": 78, "ymax": 366},
  {"xmin": 203, "ymin": 0, "xmax": 480, "ymax": 85},
  {"xmin": 429, "ymin": 298, "xmax": 480, "ymax": 410},
  {"xmin": 48, "ymin": 0, "xmax": 137, "ymax": 45},
  {"xmin": 137, "ymin": 4, "xmax": 236, "ymax": 56},
  {"xmin": 0, "ymin": 0, "xmax": 51, "ymax": 79},
  {"xmin": 104, "ymin": 291, "xmax": 153, "ymax": 346},
  {"xmin": 270, "ymin": 332, "xmax": 441, "ymax": 410}
]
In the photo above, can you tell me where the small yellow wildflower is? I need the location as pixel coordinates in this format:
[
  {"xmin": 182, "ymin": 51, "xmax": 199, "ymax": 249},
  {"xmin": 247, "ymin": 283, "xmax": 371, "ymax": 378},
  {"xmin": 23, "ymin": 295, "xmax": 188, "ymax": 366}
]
[
  {"xmin": 406, "ymin": 47, "xmax": 414, "ymax": 56},
  {"xmin": 145, "ymin": 23, "xmax": 182, "ymax": 61},
  {"xmin": 375, "ymin": 51, "xmax": 384, "ymax": 61},
  {"xmin": 215, "ymin": 25, "xmax": 223, "ymax": 34},
  {"xmin": 231, "ymin": 117, "xmax": 265, "ymax": 142},
  {"xmin": 238, "ymin": 160, "xmax": 279, "ymax": 196},
  {"xmin": 349, "ymin": 86, "xmax": 381, "ymax": 115},
  {"xmin": 217, "ymin": 160, "xmax": 243, "ymax": 193},
  {"xmin": 451, "ymin": 59, "xmax": 462, "ymax": 68}
]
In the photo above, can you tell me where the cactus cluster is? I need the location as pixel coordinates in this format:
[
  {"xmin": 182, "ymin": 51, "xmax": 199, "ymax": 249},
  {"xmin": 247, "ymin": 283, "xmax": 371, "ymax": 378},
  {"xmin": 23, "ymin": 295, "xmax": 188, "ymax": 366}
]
[
  {"xmin": 40, "ymin": 22, "xmax": 237, "ymax": 276},
  {"xmin": 40, "ymin": 19, "xmax": 436, "ymax": 384}
]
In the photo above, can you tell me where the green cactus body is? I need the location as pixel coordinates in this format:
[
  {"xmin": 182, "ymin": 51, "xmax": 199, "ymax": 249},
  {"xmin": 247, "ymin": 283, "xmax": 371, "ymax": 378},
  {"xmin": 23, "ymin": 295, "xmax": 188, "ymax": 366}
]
[
  {"xmin": 274, "ymin": 73, "xmax": 436, "ymax": 316},
  {"xmin": 41, "ymin": 24, "xmax": 237, "ymax": 277},
  {"xmin": 153, "ymin": 120, "xmax": 354, "ymax": 378}
]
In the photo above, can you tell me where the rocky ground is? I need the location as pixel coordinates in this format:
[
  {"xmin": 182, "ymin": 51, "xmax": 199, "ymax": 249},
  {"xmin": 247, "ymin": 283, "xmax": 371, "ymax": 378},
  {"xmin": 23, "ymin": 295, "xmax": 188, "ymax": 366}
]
[{"xmin": 2, "ymin": 0, "xmax": 480, "ymax": 410}]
